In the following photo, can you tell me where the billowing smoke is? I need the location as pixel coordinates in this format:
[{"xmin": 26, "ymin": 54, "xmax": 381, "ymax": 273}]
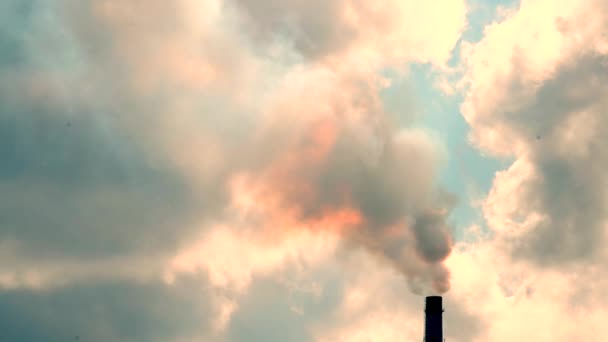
[
  {"xmin": 0, "ymin": 0, "xmax": 465, "ymax": 295},
  {"xmin": 227, "ymin": 69, "xmax": 455, "ymax": 293}
]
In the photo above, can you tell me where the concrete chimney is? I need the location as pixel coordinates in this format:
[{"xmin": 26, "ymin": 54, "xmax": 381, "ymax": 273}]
[{"xmin": 424, "ymin": 296, "xmax": 443, "ymax": 342}]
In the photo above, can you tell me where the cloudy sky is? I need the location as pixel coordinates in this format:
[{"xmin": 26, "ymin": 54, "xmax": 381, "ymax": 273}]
[{"xmin": 1, "ymin": 0, "xmax": 607, "ymax": 341}]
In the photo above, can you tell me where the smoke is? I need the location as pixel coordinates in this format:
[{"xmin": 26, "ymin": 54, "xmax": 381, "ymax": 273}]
[
  {"xmin": 0, "ymin": 0, "xmax": 465, "ymax": 295},
  {"xmin": 92, "ymin": 0, "xmax": 460, "ymax": 294},
  {"xmin": 217, "ymin": 65, "xmax": 455, "ymax": 293}
]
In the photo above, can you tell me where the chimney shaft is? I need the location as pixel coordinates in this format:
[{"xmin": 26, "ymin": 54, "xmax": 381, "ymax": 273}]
[{"xmin": 424, "ymin": 296, "xmax": 443, "ymax": 342}]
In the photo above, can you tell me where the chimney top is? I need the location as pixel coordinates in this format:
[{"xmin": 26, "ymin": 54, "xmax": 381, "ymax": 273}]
[
  {"xmin": 425, "ymin": 296, "xmax": 443, "ymax": 314},
  {"xmin": 424, "ymin": 296, "xmax": 444, "ymax": 341}
]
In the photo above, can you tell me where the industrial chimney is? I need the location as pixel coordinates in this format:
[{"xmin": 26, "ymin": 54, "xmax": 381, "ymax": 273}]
[{"xmin": 424, "ymin": 296, "xmax": 443, "ymax": 342}]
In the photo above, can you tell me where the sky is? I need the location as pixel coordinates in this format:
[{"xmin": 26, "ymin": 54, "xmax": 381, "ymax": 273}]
[{"xmin": 0, "ymin": 0, "xmax": 607, "ymax": 341}]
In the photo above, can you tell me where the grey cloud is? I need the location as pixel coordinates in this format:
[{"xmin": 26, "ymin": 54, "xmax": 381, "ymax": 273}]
[
  {"xmin": 227, "ymin": 0, "xmax": 358, "ymax": 60},
  {"xmin": 226, "ymin": 0, "xmax": 414, "ymax": 63},
  {"xmin": 0, "ymin": 0, "xmax": 242, "ymax": 262},
  {"xmin": 0, "ymin": 71, "xmax": 200, "ymax": 260},
  {"xmin": 0, "ymin": 275, "xmax": 213, "ymax": 342},
  {"xmin": 463, "ymin": 0, "xmax": 608, "ymax": 267},
  {"xmin": 493, "ymin": 55, "xmax": 608, "ymax": 265},
  {"xmin": 482, "ymin": 53, "xmax": 608, "ymax": 145},
  {"xmin": 0, "ymin": 1, "xmax": 35, "ymax": 67}
]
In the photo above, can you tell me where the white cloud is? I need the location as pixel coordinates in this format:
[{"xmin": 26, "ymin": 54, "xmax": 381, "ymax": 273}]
[
  {"xmin": 448, "ymin": 0, "xmax": 608, "ymax": 339},
  {"xmin": 461, "ymin": 0, "xmax": 608, "ymax": 262}
]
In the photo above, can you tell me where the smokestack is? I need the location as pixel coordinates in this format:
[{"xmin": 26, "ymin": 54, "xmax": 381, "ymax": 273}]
[{"xmin": 424, "ymin": 296, "xmax": 443, "ymax": 342}]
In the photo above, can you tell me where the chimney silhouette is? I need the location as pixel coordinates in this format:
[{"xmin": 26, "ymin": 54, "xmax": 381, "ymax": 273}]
[{"xmin": 424, "ymin": 296, "xmax": 443, "ymax": 342}]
